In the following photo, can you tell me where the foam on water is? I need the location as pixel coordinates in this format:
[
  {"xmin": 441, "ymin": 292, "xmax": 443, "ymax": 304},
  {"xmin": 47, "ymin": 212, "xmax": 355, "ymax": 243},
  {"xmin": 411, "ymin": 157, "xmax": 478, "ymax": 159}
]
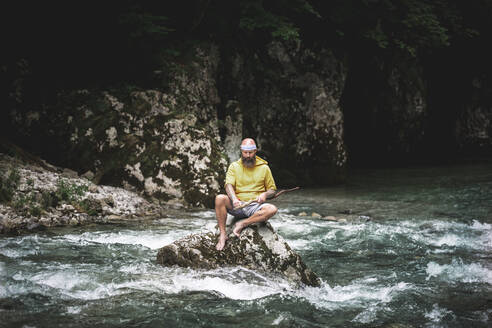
[
  {"xmin": 0, "ymin": 235, "xmax": 43, "ymax": 258},
  {"xmin": 2, "ymin": 163, "xmax": 492, "ymax": 327},
  {"xmin": 0, "ymin": 262, "xmax": 7, "ymax": 297},
  {"xmin": 300, "ymin": 280, "xmax": 411, "ymax": 310},
  {"xmin": 424, "ymin": 304, "xmax": 455, "ymax": 322},
  {"xmin": 169, "ymin": 273, "xmax": 282, "ymax": 300},
  {"xmin": 426, "ymin": 258, "xmax": 492, "ymax": 284},
  {"xmin": 61, "ymin": 229, "xmax": 192, "ymax": 250},
  {"xmin": 273, "ymin": 216, "xmax": 492, "ymax": 257}
]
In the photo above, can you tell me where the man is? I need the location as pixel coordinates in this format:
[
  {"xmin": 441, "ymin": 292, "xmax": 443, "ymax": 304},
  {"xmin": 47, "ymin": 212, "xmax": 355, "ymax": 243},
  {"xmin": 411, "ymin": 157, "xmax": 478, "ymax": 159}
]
[{"xmin": 215, "ymin": 138, "xmax": 278, "ymax": 251}]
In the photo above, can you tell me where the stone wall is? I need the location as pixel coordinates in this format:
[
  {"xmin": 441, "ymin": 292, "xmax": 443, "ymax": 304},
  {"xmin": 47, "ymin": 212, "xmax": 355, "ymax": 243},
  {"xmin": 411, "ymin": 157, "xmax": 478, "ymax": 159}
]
[{"xmin": 218, "ymin": 42, "xmax": 348, "ymax": 186}]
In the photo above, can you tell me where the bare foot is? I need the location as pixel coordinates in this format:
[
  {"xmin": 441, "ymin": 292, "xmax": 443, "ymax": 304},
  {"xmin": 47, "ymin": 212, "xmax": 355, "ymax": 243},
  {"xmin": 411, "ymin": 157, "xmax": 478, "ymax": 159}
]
[
  {"xmin": 233, "ymin": 221, "xmax": 246, "ymax": 237},
  {"xmin": 216, "ymin": 234, "xmax": 228, "ymax": 251}
]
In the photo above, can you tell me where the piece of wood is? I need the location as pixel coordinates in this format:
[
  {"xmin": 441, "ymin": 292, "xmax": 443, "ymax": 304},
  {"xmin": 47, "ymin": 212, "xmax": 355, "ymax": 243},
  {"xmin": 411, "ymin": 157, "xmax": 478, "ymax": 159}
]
[{"xmin": 232, "ymin": 187, "xmax": 300, "ymax": 210}]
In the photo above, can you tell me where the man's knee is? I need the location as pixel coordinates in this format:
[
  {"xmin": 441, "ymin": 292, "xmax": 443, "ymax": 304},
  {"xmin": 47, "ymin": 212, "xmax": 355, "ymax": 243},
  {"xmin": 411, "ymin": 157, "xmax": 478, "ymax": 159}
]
[
  {"xmin": 215, "ymin": 194, "xmax": 229, "ymax": 207},
  {"xmin": 263, "ymin": 204, "xmax": 278, "ymax": 218}
]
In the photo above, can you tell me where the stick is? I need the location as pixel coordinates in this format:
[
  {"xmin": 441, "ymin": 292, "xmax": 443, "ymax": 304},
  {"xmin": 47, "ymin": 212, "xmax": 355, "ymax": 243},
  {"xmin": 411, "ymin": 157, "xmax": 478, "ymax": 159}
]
[{"xmin": 233, "ymin": 187, "xmax": 300, "ymax": 210}]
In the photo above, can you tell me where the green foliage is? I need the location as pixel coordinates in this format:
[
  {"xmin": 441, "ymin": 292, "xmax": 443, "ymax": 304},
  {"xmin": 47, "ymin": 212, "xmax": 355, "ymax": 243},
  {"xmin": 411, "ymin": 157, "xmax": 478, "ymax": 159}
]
[
  {"xmin": 29, "ymin": 205, "xmax": 42, "ymax": 217},
  {"xmin": 0, "ymin": 164, "xmax": 93, "ymax": 217},
  {"xmin": 1, "ymin": 0, "xmax": 490, "ymax": 113},
  {"xmin": 0, "ymin": 167, "xmax": 21, "ymax": 203},
  {"xmin": 119, "ymin": 7, "xmax": 174, "ymax": 41},
  {"xmin": 41, "ymin": 190, "xmax": 58, "ymax": 209},
  {"xmin": 12, "ymin": 191, "xmax": 41, "ymax": 217},
  {"xmin": 55, "ymin": 179, "xmax": 88, "ymax": 203},
  {"xmin": 309, "ymin": 0, "xmax": 482, "ymax": 56},
  {"xmin": 238, "ymin": 0, "xmax": 319, "ymax": 41},
  {"xmin": 78, "ymin": 199, "xmax": 100, "ymax": 216}
]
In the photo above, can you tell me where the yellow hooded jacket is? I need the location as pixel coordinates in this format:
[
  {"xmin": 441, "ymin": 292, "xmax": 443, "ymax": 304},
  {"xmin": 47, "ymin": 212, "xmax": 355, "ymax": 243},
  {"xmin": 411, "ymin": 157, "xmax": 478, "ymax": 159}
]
[{"xmin": 225, "ymin": 156, "xmax": 277, "ymax": 202}]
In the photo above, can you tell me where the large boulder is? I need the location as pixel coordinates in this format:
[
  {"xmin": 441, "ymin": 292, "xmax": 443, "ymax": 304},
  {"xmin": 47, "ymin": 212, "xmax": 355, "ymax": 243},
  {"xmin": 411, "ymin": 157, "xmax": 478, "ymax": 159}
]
[
  {"xmin": 156, "ymin": 221, "xmax": 321, "ymax": 287},
  {"xmin": 7, "ymin": 46, "xmax": 227, "ymax": 208}
]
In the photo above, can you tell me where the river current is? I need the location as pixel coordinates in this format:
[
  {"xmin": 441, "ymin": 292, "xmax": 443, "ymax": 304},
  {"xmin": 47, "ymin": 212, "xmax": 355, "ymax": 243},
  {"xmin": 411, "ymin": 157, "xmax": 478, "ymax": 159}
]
[{"xmin": 1, "ymin": 163, "xmax": 491, "ymax": 327}]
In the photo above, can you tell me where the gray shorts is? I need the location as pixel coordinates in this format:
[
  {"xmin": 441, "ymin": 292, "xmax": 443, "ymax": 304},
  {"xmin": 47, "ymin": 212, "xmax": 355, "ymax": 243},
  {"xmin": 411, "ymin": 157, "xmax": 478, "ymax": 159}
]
[{"xmin": 227, "ymin": 201, "xmax": 268, "ymax": 219}]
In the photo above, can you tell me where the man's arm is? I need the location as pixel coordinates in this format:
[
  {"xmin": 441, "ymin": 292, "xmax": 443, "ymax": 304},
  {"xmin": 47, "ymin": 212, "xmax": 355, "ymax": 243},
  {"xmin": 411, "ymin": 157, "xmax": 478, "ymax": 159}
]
[
  {"xmin": 225, "ymin": 183, "xmax": 242, "ymax": 208},
  {"xmin": 257, "ymin": 165, "xmax": 277, "ymax": 203},
  {"xmin": 256, "ymin": 189, "xmax": 276, "ymax": 203}
]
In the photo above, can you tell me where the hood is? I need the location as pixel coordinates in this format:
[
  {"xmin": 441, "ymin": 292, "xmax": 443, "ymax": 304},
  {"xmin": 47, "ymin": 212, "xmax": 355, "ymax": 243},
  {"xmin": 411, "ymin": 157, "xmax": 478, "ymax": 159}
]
[{"xmin": 254, "ymin": 156, "xmax": 268, "ymax": 166}]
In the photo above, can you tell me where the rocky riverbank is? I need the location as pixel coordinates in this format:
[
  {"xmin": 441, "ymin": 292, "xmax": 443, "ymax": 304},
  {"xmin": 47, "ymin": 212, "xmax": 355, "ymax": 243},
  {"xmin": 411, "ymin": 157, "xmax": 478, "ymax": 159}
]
[{"xmin": 0, "ymin": 153, "xmax": 167, "ymax": 234}]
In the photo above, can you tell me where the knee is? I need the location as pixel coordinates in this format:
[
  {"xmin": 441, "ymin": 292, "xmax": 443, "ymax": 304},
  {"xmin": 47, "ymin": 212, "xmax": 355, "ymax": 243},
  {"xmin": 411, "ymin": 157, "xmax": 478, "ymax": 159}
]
[
  {"xmin": 215, "ymin": 194, "xmax": 229, "ymax": 207},
  {"xmin": 265, "ymin": 204, "xmax": 278, "ymax": 217}
]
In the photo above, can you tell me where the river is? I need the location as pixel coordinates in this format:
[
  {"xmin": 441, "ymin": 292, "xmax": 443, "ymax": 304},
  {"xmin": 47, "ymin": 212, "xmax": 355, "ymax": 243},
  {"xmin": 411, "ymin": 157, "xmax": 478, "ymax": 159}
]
[{"xmin": 1, "ymin": 163, "xmax": 491, "ymax": 327}]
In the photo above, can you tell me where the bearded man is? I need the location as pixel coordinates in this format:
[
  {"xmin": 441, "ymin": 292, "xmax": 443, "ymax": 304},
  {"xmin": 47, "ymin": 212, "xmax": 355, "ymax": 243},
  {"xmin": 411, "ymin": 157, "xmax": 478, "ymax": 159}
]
[{"xmin": 215, "ymin": 138, "xmax": 278, "ymax": 251}]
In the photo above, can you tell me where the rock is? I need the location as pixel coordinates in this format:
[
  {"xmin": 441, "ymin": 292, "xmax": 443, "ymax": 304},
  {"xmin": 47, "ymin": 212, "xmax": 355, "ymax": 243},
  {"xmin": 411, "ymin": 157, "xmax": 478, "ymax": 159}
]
[
  {"xmin": 27, "ymin": 222, "xmax": 42, "ymax": 230},
  {"xmin": 298, "ymin": 212, "xmax": 308, "ymax": 216},
  {"xmin": 88, "ymin": 184, "xmax": 98, "ymax": 193},
  {"xmin": 39, "ymin": 217, "xmax": 51, "ymax": 226},
  {"xmin": 81, "ymin": 170, "xmax": 95, "ymax": 180},
  {"xmin": 322, "ymin": 216, "xmax": 337, "ymax": 221},
  {"xmin": 62, "ymin": 168, "xmax": 79, "ymax": 178},
  {"xmin": 311, "ymin": 212, "xmax": 322, "ymax": 218},
  {"xmin": 156, "ymin": 222, "xmax": 321, "ymax": 287},
  {"xmin": 101, "ymin": 195, "xmax": 115, "ymax": 207},
  {"xmin": 106, "ymin": 214, "xmax": 123, "ymax": 221},
  {"xmin": 80, "ymin": 197, "xmax": 103, "ymax": 214},
  {"xmin": 59, "ymin": 204, "xmax": 75, "ymax": 212}
]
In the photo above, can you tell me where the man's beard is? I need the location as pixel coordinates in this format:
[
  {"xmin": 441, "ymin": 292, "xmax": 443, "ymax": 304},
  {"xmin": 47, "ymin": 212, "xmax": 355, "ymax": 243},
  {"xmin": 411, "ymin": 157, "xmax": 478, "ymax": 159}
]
[{"xmin": 241, "ymin": 156, "xmax": 255, "ymax": 168}]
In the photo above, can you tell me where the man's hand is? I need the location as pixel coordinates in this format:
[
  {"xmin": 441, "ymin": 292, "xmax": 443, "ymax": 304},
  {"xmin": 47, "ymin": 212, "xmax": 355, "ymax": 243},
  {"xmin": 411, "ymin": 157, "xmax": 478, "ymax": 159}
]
[
  {"xmin": 256, "ymin": 192, "xmax": 267, "ymax": 204},
  {"xmin": 232, "ymin": 198, "xmax": 243, "ymax": 208}
]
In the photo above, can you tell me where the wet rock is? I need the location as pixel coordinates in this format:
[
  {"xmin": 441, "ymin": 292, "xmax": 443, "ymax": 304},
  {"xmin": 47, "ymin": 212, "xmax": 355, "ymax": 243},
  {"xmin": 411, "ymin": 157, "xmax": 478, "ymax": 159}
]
[
  {"xmin": 156, "ymin": 222, "xmax": 321, "ymax": 287},
  {"xmin": 27, "ymin": 222, "xmax": 42, "ymax": 231},
  {"xmin": 311, "ymin": 212, "xmax": 322, "ymax": 218},
  {"xmin": 298, "ymin": 212, "xmax": 308, "ymax": 216},
  {"xmin": 322, "ymin": 216, "xmax": 337, "ymax": 221}
]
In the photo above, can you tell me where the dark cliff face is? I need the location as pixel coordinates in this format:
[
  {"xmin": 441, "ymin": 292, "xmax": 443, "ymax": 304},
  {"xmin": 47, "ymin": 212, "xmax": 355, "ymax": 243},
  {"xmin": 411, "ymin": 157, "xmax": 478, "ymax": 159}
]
[
  {"xmin": 341, "ymin": 48, "xmax": 492, "ymax": 168},
  {"xmin": 1, "ymin": 38, "xmax": 491, "ymax": 206},
  {"xmin": 216, "ymin": 42, "xmax": 347, "ymax": 186},
  {"xmin": 342, "ymin": 53, "xmax": 428, "ymax": 167}
]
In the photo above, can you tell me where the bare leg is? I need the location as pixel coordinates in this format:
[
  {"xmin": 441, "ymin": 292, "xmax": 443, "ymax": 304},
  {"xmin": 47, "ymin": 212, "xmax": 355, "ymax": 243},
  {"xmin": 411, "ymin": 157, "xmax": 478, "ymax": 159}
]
[
  {"xmin": 215, "ymin": 194, "xmax": 232, "ymax": 250},
  {"xmin": 233, "ymin": 204, "xmax": 278, "ymax": 237}
]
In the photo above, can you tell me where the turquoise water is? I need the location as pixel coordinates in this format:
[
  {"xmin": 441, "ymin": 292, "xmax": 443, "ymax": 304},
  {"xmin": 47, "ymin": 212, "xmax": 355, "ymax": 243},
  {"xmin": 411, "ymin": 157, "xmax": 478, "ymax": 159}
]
[{"xmin": 1, "ymin": 163, "xmax": 491, "ymax": 327}]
